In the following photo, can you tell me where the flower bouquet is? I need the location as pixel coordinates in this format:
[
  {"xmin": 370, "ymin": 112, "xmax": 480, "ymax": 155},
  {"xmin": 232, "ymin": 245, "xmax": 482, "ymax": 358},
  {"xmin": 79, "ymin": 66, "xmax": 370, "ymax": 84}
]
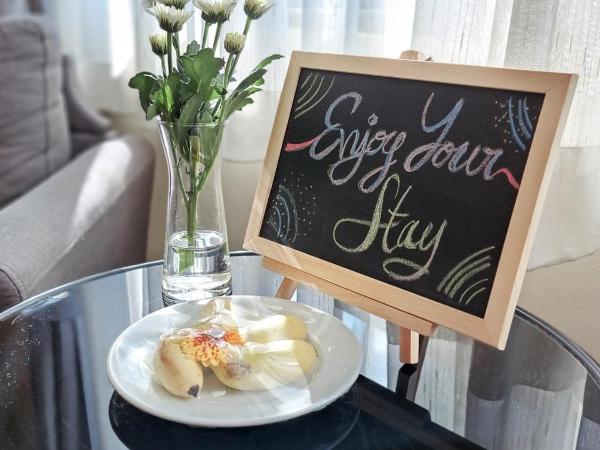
[{"xmin": 130, "ymin": 0, "xmax": 281, "ymax": 303}]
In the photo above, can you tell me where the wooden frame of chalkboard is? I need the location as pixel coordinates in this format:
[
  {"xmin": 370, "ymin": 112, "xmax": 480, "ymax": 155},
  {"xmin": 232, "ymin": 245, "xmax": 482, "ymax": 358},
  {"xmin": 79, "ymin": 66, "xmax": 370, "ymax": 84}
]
[{"xmin": 244, "ymin": 51, "xmax": 576, "ymax": 349}]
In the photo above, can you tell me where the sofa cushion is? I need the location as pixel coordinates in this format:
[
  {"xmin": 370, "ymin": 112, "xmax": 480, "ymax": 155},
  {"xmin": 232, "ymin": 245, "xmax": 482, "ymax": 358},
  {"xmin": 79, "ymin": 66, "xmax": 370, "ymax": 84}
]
[{"xmin": 0, "ymin": 16, "xmax": 71, "ymax": 207}]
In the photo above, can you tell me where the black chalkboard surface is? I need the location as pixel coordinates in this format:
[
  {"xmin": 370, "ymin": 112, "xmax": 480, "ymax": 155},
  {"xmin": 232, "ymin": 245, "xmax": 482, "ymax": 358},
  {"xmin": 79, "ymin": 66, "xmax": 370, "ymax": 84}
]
[
  {"xmin": 246, "ymin": 52, "xmax": 576, "ymax": 348},
  {"xmin": 259, "ymin": 69, "xmax": 543, "ymax": 318}
]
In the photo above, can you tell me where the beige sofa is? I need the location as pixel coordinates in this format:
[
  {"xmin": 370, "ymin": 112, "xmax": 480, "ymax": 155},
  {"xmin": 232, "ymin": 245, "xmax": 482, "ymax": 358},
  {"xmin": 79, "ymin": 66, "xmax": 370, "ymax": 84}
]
[{"xmin": 0, "ymin": 16, "xmax": 155, "ymax": 310}]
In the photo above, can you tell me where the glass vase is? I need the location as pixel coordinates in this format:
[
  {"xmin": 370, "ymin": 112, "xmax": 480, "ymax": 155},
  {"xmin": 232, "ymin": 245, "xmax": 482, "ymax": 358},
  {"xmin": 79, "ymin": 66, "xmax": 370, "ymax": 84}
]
[{"xmin": 158, "ymin": 121, "xmax": 231, "ymax": 304}]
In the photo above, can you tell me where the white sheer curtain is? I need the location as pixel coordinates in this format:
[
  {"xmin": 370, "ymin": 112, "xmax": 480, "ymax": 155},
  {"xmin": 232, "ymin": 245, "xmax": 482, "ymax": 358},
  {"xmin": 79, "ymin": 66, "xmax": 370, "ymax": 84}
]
[
  {"xmin": 222, "ymin": 0, "xmax": 416, "ymax": 86},
  {"xmin": 44, "ymin": 0, "xmax": 600, "ymax": 267},
  {"xmin": 411, "ymin": 0, "xmax": 600, "ymax": 268},
  {"xmin": 44, "ymin": 0, "xmax": 415, "ymax": 110}
]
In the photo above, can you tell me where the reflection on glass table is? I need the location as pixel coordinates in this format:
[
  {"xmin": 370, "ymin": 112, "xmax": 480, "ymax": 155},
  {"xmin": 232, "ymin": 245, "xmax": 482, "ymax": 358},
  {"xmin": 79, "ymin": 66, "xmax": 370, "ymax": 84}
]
[{"xmin": 0, "ymin": 253, "xmax": 598, "ymax": 450}]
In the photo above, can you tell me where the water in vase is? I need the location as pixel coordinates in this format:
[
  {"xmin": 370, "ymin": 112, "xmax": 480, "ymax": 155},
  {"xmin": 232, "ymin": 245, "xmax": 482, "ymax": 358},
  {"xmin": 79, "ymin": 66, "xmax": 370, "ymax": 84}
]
[{"xmin": 162, "ymin": 230, "xmax": 232, "ymax": 304}]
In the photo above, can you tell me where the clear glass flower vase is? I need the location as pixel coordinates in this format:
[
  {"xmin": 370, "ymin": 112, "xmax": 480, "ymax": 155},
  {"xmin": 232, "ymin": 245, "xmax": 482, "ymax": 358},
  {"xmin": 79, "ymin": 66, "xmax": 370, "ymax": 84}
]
[{"xmin": 158, "ymin": 121, "xmax": 231, "ymax": 304}]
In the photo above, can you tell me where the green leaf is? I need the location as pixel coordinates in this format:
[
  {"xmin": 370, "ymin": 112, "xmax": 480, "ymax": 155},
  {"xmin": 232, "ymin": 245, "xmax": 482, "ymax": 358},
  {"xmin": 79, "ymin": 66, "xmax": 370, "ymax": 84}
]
[
  {"xmin": 198, "ymin": 111, "xmax": 214, "ymax": 123},
  {"xmin": 223, "ymin": 96, "xmax": 255, "ymax": 120},
  {"xmin": 222, "ymin": 86, "xmax": 263, "ymax": 120},
  {"xmin": 180, "ymin": 48, "xmax": 224, "ymax": 101},
  {"xmin": 253, "ymin": 54, "xmax": 284, "ymax": 71},
  {"xmin": 243, "ymin": 86, "xmax": 263, "ymax": 96},
  {"xmin": 184, "ymin": 40, "xmax": 201, "ymax": 57},
  {"xmin": 178, "ymin": 93, "xmax": 205, "ymax": 126},
  {"xmin": 178, "ymin": 40, "xmax": 203, "ymax": 75},
  {"xmin": 128, "ymin": 72, "xmax": 160, "ymax": 114},
  {"xmin": 175, "ymin": 91, "xmax": 214, "ymax": 162},
  {"xmin": 179, "ymin": 82, "xmax": 194, "ymax": 105},
  {"xmin": 218, "ymin": 55, "xmax": 282, "ymax": 121},
  {"xmin": 150, "ymin": 73, "xmax": 182, "ymax": 122},
  {"xmin": 226, "ymin": 54, "xmax": 281, "ymax": 102},
  {"xmin": 146, "ymin": 103, "xmax": 159, "ymax": 120},
  {"xmin": 233, "ymin": 68, "xmax": 266, "ymax": 94}
]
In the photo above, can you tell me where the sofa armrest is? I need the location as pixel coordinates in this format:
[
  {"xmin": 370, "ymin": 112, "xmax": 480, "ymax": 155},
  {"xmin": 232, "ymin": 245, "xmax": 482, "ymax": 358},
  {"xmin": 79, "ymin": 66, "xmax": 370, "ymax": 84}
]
[{"xmin": 0, "ymin": 135, "xmax": 155, "ymax": 311}]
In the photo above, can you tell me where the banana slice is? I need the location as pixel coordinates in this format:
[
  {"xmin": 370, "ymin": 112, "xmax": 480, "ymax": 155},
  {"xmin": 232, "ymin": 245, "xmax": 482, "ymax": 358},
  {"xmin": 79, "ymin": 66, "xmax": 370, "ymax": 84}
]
[
  {"xmin": 153, "ymin": 308, "xmax": 315, "ymax": 396},
  {"xmin": 153, "ymin": 334, "xmax": 204, "ymax": 398},
  {"xmin": 211, "ymin": 339, "xmax": 317, "ymax": 391},
  {"xmin": 242, "ymin": 314, "xmax": 308, "ymax": 343}
]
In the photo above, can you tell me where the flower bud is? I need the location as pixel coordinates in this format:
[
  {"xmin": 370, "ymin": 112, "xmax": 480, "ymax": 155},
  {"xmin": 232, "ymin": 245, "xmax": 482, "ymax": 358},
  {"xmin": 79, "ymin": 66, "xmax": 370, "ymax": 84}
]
[
  {"xmin": 149, "ymin": 34, "xmax": 169, "ymax": 56},
  {"xmin": 224, "ymin": 32, "xmax": 245, "ymax": 55},
  {"xmin": 243, "ymin": 0, "xmax": 272, "ymax": 20}
]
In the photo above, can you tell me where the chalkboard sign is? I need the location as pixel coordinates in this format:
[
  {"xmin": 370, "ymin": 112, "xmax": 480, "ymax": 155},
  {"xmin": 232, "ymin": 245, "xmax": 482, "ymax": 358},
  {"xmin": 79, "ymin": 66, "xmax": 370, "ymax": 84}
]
[{"xmin": 245, "ymin": 52, "xmax": 576, "ymax": 348}]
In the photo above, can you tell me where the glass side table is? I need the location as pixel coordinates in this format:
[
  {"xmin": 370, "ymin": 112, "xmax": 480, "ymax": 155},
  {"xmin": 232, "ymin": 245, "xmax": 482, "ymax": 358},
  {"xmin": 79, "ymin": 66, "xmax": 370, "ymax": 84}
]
[{"xmin": 0, "ymin": 252, "xmax": 598, "ymax": 449}]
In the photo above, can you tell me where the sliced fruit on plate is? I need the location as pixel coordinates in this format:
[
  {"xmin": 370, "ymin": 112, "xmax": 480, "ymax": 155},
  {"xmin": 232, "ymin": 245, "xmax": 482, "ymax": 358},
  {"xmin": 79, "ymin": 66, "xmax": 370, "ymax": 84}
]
[{"xmin": 212, "ymin": 339, "xmax": 317, "ymax": 391}]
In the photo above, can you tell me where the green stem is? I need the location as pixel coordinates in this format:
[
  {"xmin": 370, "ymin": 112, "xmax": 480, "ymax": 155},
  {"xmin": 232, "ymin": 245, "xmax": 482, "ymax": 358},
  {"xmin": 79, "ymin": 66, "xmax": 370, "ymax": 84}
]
[
  {"xmin": 186, "ymin": 190, "xmax": 198, "ymax": 247},
  {"xmin": 217, "ymin": 58, "xmax": 237, "ymax": 122},
  {"xmin": 228, "ymin": 19, "xmax": 252, "ymax": 84},
  {"xmin": 211, "ymin": 99, "xmax": 222, "ymax": 120},
  {"xmin": 229, "ymin": 53, "xmax": 240, "ymax": 84},
  {"xmin": 160, "ymin": 55, "xmax": 167, "ymax": 78},
  {"xmin": 201, "ymin": 22, "xmax": 211, "ymax": 48},
  {"xmin": 212, "ymin": 22, "xmax": 222, "ymax": 52},
  {"xmin": 213, "ymin": 55, "xmax": 234, "ymax": 117},
  {"xmin": 195, "ymin": 149, "xmax": 218, "ymax": 197},
  {"xmin": 224, "ymin": 55, "xmax": 234, "ymax": 85},
  {"xmin": 166, "ymin": 32, "xmax": 173, "ymax": 75},
  {"xmin": 181, "ymin": 179, "xmax": 197, "ymax": 271},
  {"xmin": 192, "ymin": 127, "xmax": 222, "ymax": 196},
  {"xmin": 217, "ymin": 100, "xmax": 227, "ymax": 123},
  {"xmin": 168, "ymin": 137, "xmax": 189, "ymax": 204},
  {"xmin": 173, "ymin": 134, "xmax": 195, "ymax": 272},
  {"xmin": 186, "ymin": 135, "xmax": 202, "ymax": 246},
  {"xmin": 182, "ymin": 128, "xmax": 223, "ymax": 260},
  {"xmin": 243, "ymin": 16, "xmax": 252, "ymax": 36},
  {"xmin": 175, "ymin": 163, "xmax": 188, "ymax": 204},
  {"xmin": 174, "ymin": 33, "xmax": 181, "ymax": 60}
]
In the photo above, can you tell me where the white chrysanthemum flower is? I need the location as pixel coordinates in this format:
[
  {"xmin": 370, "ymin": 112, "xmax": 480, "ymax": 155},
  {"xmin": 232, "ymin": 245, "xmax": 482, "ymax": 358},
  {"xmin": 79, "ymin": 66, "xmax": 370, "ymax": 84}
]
[
  {"xmin": 161, "ymin": 0, "xmax": 191, "ymax": 9},
  {"xmin": 224, "ymin": 32, "xmax": 245, "ymax": 55},
  {"xmin": 243, "ymin": 0, "xmax": 272, "ymax": 19},
  {"xmin": 149, "ymin": 34, "xmax": 169, "ymax": 56},
  {"xmin": 150, "ymin": 4, "xmax": 193, "ymax": 33},
  {"xmin": 193, "ymin": 0, "xmax": 237, "ymax": 24},
  {"xmin": 143, "ymin": 0, "xmax": 190, "ymax": 11}
]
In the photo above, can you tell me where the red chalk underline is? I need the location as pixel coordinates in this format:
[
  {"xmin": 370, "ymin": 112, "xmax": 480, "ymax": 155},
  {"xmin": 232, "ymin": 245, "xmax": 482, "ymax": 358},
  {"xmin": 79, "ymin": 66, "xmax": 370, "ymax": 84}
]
[
  {"xmin": 492, "ymin": 168, "xmax": 520, "ymax": 189},
  {"xmin": 284, "ymin": 136, "xmax": 320, "ymax": 152}
]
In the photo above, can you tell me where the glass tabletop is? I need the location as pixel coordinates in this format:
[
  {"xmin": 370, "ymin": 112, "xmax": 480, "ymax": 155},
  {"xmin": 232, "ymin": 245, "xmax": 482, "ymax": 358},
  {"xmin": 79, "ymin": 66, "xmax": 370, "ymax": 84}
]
[{"xmin": 0, "ymin": 253, "xmax": 598, "ymax": 450}]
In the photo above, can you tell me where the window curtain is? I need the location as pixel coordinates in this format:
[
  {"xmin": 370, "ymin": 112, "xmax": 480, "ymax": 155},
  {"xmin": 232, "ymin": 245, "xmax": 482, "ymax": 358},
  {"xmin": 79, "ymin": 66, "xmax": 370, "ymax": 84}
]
[
  {"xmin": 42, "ymin": 0, "xmax": 416, "ymax": 110},
  {"xmin": 411, "ymin": 0, "xmax": 600, "ymax": 268},
  {"xmin": 42, "ymin": 0, "xmax": 600, "ymax": 268}
]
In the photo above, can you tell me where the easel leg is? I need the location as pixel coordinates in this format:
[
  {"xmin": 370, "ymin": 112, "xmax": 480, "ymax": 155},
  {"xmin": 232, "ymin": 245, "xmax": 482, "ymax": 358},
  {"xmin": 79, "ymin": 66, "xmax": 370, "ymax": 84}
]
[
  {"xmin": 399, "ymin": 327, "xmax": 420, "ymax": 364},
  {"xmin": 395, "ymin": 363, "xmax": 418, "ymax": 399},
  {"xmin": 275, "ymin": 277, "xmax": 298, "ymax": 300},
  {"xmin": 397, "ymin": 335, "xmax": 431, "ymax": 402}
]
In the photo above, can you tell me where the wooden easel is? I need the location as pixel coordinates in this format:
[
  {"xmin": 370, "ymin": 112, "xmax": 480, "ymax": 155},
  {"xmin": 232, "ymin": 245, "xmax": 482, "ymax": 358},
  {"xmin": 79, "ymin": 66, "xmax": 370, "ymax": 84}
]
[
  {"xmin": 265, "ymin": 257, "xmax": 436, "ymax": 364},
  {"xmin": 244, "ymin": 49, "xmax": 576, "ymax": 355}
]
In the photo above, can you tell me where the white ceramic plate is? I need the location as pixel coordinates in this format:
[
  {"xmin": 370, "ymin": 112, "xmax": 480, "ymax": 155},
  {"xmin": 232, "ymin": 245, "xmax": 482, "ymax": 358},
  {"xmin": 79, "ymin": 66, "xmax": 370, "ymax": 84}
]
[{"xmin": 107, "ymin": 295, "xmax": 362, "ymax": 427}]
